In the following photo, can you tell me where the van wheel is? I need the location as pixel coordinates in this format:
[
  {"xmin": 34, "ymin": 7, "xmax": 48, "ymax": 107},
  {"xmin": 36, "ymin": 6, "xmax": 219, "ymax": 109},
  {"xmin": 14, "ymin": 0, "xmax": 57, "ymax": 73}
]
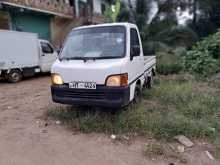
[
  {"xmin": 133, "ymin": 84, "xmax": 142, "ymax": 104},
  {"xmin": 8, "ymin": 70, "xmax": 22, "ymax": 83}
]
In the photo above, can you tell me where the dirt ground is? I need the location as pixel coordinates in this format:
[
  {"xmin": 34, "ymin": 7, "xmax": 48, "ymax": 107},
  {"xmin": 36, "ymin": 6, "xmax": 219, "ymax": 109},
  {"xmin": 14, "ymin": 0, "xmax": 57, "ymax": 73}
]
[{"xmin": 0, "ymin": 76, "xmax": 219, "ymax": 165}]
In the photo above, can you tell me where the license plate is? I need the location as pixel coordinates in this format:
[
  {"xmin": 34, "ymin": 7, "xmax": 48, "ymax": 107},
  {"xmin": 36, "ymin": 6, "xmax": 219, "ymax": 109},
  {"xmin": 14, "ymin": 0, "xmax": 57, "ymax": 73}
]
[{"xmin": 69, "ymin": 82, "xmax": 96, "ymax": 89}]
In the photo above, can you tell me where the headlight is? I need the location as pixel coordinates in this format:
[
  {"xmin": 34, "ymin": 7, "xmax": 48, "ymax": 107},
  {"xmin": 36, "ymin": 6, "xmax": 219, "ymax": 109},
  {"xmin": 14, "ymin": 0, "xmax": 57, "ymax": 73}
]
[
  {"xmin": 51, "ymin": 73, "xmax": 63, "ymax": 85},
  {"xmin": 106, "ymin": 73, "xmax": 128, "ymax": 87}
]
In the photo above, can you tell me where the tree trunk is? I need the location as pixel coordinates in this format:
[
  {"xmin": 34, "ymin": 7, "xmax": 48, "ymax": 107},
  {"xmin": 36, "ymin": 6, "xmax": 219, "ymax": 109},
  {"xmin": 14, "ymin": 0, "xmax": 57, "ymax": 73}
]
[
  {"xmin": 127, "ymin": 0, "xmax": 135, "ymax": 23},
  {"xmin": 193, "ymin": 0, "xmax": 198, "ymax": 26}
]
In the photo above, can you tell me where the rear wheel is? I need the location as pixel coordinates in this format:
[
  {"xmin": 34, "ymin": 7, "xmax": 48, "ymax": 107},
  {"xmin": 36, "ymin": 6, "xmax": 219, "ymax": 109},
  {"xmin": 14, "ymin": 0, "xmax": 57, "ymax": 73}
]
[
  {"xmin": 133, "ymin": 84, "xmax": 142, "ymax": 104},
  {"xmin": 146, "ymin": 76, "xmax": 152, "ymax": 88},
  {"xmin": 146, "ymin": 71, "xmax": 155, "ymax": 89},
  {"xmin": 7, "ymin": 70, "xmax": 22, "ymax": 83}
]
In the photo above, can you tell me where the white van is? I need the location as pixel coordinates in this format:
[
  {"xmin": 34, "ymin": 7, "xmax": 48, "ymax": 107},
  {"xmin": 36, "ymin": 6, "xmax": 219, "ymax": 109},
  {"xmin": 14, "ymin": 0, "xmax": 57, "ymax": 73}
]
[
  {"xmin": 51, "ymin": 23, "xmax": 156, "ymax": 108},
  {"xmin": 0, "ymin": 30, "xmax": 57, "ymax": 83}
]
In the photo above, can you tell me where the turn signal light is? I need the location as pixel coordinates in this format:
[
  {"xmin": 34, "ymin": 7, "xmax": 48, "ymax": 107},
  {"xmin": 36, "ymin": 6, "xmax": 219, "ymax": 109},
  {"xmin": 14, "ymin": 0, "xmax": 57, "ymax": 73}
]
[
  {"xmin": 106, "ymin": 73, "xmax": 128, "ymax": 87},
  {"xmin": 51, "ymin": 73, "xmax": 63, "ymax": 85}
]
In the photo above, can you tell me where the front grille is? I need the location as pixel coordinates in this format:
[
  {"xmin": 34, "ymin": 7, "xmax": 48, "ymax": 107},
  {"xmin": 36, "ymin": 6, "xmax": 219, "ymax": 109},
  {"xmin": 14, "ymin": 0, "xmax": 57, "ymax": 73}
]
[{"xmin": 58, "ymin": 89, "xmax": 106, "ymax": 100}]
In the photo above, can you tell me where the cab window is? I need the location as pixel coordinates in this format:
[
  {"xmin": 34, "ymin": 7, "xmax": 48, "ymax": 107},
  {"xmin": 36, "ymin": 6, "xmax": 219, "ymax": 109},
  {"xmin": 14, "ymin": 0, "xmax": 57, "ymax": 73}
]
[
  {"xmin": 130, "ymin": 28, "xmax": 140, "ymax": 56},
  {"xmin": 41, "ymin": 42, "xmax": 54, "ymax": 54}
]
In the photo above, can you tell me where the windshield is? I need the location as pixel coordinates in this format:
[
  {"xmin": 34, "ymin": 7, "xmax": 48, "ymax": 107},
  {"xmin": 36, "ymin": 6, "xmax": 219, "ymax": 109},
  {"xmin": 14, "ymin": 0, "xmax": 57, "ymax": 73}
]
[{"xmin": 60, "ymin": 26, "xmax": 126, "ymax": 60}]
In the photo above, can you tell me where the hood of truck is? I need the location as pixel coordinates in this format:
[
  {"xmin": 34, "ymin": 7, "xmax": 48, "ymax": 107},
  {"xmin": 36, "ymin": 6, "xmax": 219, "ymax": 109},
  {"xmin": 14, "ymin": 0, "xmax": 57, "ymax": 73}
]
[{"xmin": 51, "ymin": 59, "xmax": 125, "ymax": 85}]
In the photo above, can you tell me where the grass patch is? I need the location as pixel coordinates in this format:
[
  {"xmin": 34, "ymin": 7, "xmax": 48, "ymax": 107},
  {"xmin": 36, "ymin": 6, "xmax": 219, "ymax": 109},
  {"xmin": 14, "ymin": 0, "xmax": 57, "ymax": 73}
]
[
  {"xmin": 156, "ymin": 53, "xmax": 183, "ymax": 75},
  {"xmin": 48, "ymin": 74, "xmax": 220, "ymax": 141}
]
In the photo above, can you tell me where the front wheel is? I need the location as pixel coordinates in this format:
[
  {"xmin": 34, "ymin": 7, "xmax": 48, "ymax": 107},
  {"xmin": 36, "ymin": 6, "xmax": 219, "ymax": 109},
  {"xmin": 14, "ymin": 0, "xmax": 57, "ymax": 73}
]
[{"xmin": 7, "ymin": 70, "xmax": 22, "ymax": 83}]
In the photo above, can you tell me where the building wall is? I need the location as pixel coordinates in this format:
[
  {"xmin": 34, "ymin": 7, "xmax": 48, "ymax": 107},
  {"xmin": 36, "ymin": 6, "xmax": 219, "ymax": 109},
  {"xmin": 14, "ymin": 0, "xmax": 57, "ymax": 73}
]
[
  {"xmin": 51, "ymin": 17, "xmax": 81, "ymax": 48},
  {"xmin": 0, "ymin": 0, "xmax": 107, "ymax": 47}
]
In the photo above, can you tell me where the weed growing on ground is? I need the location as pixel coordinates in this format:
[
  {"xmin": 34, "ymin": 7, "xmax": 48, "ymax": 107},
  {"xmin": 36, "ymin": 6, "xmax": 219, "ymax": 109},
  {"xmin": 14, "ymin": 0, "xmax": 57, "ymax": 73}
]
[{"xmin": 48, "ymin": 74, "xmax": 220, "ymax": 141}]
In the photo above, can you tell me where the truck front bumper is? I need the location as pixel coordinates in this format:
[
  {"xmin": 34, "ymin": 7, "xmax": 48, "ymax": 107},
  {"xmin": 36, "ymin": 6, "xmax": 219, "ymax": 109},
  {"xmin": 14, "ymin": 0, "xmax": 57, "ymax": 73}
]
[{"xmin": 51, "ymin": 85, "xmax": 130, "ymax": 108}]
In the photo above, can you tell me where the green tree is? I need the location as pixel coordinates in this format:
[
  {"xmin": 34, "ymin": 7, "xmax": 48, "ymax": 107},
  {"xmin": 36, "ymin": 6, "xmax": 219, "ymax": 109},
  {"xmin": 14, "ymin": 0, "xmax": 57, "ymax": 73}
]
[
  {"xmin": 104, "ymin": 0, "xmax": 121, "ymax": 23},
  {"xmin": 135, "ymin": 0, "xmax": 149, "ymax": 30},
  {"xmin": 117, "ymin": 2, "xmax": 132, "ymax": 22},
  {"xmin": 110, "ymin": 0, "xmax": 199, "ymax": 54}
]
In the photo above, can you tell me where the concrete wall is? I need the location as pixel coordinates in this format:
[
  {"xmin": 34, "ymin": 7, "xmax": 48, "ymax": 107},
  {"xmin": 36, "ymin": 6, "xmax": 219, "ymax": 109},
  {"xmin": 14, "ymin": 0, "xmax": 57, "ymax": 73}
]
[{"xmin": 51, "ymin": 17, "xmax": 81, "ymax": 48}]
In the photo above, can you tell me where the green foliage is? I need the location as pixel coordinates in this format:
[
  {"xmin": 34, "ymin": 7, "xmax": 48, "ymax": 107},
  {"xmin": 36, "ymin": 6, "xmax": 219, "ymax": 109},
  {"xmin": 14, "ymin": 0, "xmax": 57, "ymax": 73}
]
[
  {"xmin": 173, "ymin": 47, "xmax": 187, "ymax": 57},
  {"xmin": 136, "ymin": 0, "xmax": 148, "ymax": 15},
  {"xmin": 184, "ymin": 31, "xmax": 220, "ymax": 75},
  {"xmin": 184, "ymin": 50, "xmax": 219, "ymax": 75},
  {"xmin": 190, "ymin": 19, "xmax": 217, "ymax": 38},
  {"xmin": 199, "ymin": 31, "xmax": 220, "ymax": 59},
  {"xmin": 117, "ymin": 2, "xmax": 131, "ymax": 22},
  {"xmin": 104, "ymin": 7, "xmax": 114, "ymax": 22},
  {"xmin": 153, "ymin": 26, "xmax": 198, "ymax": 48},
  {"xmin": 156, "ymin": 52, "xmax": 183, "ymax": 75},
  {"xmin": 111, "ymin": 0, "xmax": 121, "ymax": 22},
  {"xmin": 143, "ymin": 41, "xmax": 171, "ymax": 55},
  {"xmin": 104, "ymin": 0, "xmax": 121, "ymax": 23},
  {"xmin": 109, "ymin": 0, "xmax": 199, "ymax": 53},
  {"xmin": 135, "ymin": 0, "xmax": 148, "ymax": 30}
]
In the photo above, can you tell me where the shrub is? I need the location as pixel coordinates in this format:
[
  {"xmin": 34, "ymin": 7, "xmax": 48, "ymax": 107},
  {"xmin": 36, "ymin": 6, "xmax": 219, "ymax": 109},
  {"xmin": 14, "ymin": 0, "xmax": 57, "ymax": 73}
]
[
  {"xmin": 153, "ymin": 26, "xmax": 198, "ymax": 48},
  {"xmin": 156, "ymin": 53, "xmax": 183, "ymax": 75},
  {"xmin": 173, "ymin": 47, "xmax": 187, "ymax": 56},
  {"xmin": 184, "ymin": 50, "xmax": 219, "ymax": 75},
  {"xmin": 143, "ymin": 41, "xmax": 171, "ymax": 55},
  {"xmin": 184, "ymin": 31, "xmax": 220, "ymax": 75},
  {"xmin": 195, "ymin": 31, "xmax": 220, "ymax": 59}
]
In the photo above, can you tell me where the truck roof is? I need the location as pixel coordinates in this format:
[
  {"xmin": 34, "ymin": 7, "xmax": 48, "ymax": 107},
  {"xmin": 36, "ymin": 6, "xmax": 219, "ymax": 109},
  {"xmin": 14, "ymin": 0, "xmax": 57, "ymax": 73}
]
[
  {"xmin": 0, "ymin": 29, "xmax": 38, "ymax": 37},
  {"xmin": 72, "ymin": 22, "xmax": 137, "ymax": 31}
]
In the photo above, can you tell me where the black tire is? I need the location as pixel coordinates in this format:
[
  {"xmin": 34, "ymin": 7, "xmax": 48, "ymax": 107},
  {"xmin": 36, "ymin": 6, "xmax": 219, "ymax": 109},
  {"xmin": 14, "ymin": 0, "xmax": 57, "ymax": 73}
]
[
  {"xmin": 133, "ymin": 84, "xmax": 142, "ymax": 104},
  {"xmin": 152, "ymin": 68, "xmax": 156, "ymax": 77},
  {"xmin": 7, "ymin": 70, "xmax": 22, "ymax": 83},
  {"xmin": 146, "ymin": 72, "xmax": 154, "ymax": 89},
  {"xmin": 146, "ymin": 76, "xmax": 152, "ymax": 89}
]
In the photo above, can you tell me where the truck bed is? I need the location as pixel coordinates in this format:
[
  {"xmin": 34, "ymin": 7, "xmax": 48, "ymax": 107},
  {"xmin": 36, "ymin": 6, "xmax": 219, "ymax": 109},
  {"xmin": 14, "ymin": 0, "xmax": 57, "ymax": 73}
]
[{"xmin": 143, "ymin": 56, "xmax": 156, "ymax": 72}]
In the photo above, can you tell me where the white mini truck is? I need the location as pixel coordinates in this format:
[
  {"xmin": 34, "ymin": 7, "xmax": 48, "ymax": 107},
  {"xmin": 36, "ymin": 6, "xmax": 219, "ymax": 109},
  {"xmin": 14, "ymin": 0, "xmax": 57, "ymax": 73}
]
[
  {"xmin": 51, "ymin": 23, "xmax": 156, "ymax": 108},
  {"xmin": 0, "ymin": 30, "xmax": 57, "ymax": 83}
]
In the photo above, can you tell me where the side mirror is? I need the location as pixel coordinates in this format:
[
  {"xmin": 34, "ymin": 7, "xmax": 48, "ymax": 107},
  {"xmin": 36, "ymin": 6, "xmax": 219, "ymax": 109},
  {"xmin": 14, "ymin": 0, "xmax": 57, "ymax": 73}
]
[{"xmin": 130, "ymin": 45, "xmax": 140, "ymax": 61}]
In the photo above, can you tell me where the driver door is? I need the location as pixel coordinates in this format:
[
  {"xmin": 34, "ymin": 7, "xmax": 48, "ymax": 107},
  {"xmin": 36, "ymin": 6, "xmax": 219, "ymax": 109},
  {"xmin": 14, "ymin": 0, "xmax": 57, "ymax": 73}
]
[{"xmin": 128, "ymin": 28, "xmax": 143, "ymax": 83}]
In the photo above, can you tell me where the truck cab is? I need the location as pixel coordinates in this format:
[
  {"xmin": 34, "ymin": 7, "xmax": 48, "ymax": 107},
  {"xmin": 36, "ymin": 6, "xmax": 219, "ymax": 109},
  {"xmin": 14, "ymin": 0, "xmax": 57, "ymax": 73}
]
[
  {"xmin": 39, "ymin": 39, "xmax": 58, "ymax": 73},
  {"xmin": 51, "ymin": 23, "xmax": 156, "ymax": 108}
]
